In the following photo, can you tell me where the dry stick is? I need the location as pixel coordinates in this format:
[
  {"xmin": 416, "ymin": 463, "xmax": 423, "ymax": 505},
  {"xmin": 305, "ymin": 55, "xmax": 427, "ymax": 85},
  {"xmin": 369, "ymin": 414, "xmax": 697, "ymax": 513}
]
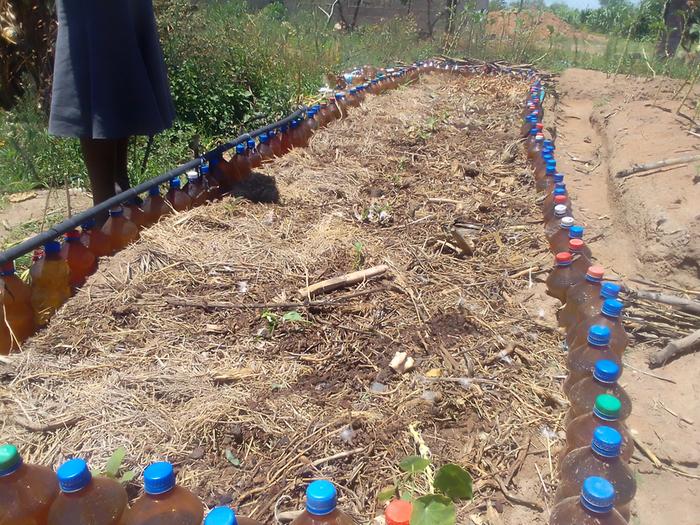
[
  {"xmin": 615, "ymin": 153, "xmax": 700, "ymax": 178},
  {"xmin": 297, "ymin": 264, "xmax": 388, "ymax": 298},
  {"xmin": 677, "ymin": 62, "xmax": 700, "ymax": 114},
  {"xmin": 649, "ymin": 328, "xmax": 700, "ymax": 368},
  {"xmin": 633, "ymin": 290, "xmax": 700, "ymax": 315},
  {"xmin": 15, "ymin": 415, "xmax": 83, "ymax": 432}
]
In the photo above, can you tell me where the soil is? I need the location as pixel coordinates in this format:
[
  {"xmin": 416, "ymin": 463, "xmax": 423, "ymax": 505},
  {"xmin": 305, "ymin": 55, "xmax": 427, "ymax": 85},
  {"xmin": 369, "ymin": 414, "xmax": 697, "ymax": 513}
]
[{"xmin": 486, "ymin": 10, "xmax": 606, "ymax": 45}]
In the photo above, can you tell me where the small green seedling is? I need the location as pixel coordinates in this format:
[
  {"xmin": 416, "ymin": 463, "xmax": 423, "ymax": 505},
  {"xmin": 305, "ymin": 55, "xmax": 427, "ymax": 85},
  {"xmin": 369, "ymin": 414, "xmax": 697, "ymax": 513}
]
[{"xmin": 92, "ymin": 447, "xmax": 136, "ymax": 485}]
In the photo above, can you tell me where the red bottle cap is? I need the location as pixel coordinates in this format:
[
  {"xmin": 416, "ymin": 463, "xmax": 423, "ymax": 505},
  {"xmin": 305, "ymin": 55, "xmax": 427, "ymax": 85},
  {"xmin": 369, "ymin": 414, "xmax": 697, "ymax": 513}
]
[
  {"xmin": 64, "ymin": 229, "xmax": 81, "ymax": 240},
  {"xmin": 587, "ymin": 265, "xmax": 605, "ymax": 280},
  {"xmin": 554, "ymin": 195, "xmax": 568, "ymax": 204},
  {"xmin": 536, "ymin": 122, "xmax": 544, "ymax": 130},
  {"xmin": 555, "ymin": 252, "xmax": 572, "ymax": 264},
  {"xmin": 385, "ymin": 500, "xmax": 413, "ymax": 525},
  {"xmin": 569, "ymin": 238, "xmax": 585, "ymax": 251}
]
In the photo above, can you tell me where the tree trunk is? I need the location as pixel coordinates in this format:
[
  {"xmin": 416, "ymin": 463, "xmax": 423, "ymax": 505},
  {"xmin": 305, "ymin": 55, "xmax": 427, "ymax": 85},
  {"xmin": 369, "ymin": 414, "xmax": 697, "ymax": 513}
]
[
  {"xmin": 444, "ymin": 0, "xmax": 458, "ymax": 36},
  {"xmin": 349, "ymin": 0, "xmax": 363, "ymax": 30},
  {"xmin": 657, "ymin": 0, "xmax": 688, "ymax": 58}
]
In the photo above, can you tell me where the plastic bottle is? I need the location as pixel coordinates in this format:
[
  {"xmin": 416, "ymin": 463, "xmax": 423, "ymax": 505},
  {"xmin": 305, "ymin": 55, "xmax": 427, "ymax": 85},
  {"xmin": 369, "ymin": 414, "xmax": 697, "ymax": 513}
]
[
  {"xmin": 546, "ymin": 252, "xmax": 579, "ymax": 303},
  {"xmin": 564, "ymin": 325, "xmax": 622, "ymax": 395},
  {"xmin": 385, "ymin": 500, "xmax": 412, "ymax": 525},
  {"xmin": 0, "ymin": 443, "xmax": 59, "ymax": 524},
  {"xmin": 101, "ymin": 207, "xmax": 140, "ymax": 253},
  {"xmin": 256, "ymin": 134, "xmax": 272, "ymax": 162},
  {"xmin": 556, "ymin": 427, "xmax": 636, "ymax": 521},
  {"xmin": 290, "ymin": 480, "xmax": 356, "ymax": 525},
  {"xmin": 566, "ymin": 359, "xmax": 632, "ymax": 427},
  {"xmin": 204, "ymin": 506, "xmax": 265, "ymax": 525},
  {"xmin": 541, "ymin": 182, "xmax": 567, "ymax": 216},
  {"xmin": 547, "ymin": 217, "xmax": 575, "ymax": 253},
  {"xmin": 543, "ymin": 175, "xmax": 565, "ymax": 198},
  {"xmin": 201, "ymin": 163, "xmax": 222, "ymax": 200},
  {"xmin": 81, "ymin": 218, "xmax": 113, "ymax": 257},
  {"xmin": 246, "ymin": 139, "xmax": 262, "ymax": 170},
  {"xmin": 0, "ymin": 261, "xmax": 35, "ymax": 354},
  {"xmin": 30, "ymin": 241, "xmax": 71, "ymax": 327},
  {"xmin": 550, "ymin": 476, "xmax": 627, "ymax": 525},
  {"xmin": 335, "ymin": 93, "xmax": 348, "ymax": 119},
  {"xmin": 544, "ymin": 205, "xmax": 570, "ymax": 238},
  {"xmin": 318, "ymin": 102, "xmax": 331, "ymax": 127},
  {"xmin": 543, "ymin": 190, "xmax": 569, "ymax": 223},
  {"xmin": 229, "ymin": 143, "xmax": 248, "ymax": 183},
  {"xmin": 520, "ymin": 115, "xmax": 537, "ymax": 139},
  {"xmin": 558, "ymin": 266, "xmax": 605, "ymax": 328},
  {"xmin": 279, "ymin": 124, "xmax": 293, "ymax": 154},
  {"xmin": 118, "ymin": 462, "xmax": 203, "ymax": 525},
  {"xmin": 569, "ymin": 238, "xmax": 594, "ymax": 279},
  {"xmin": 60, "ymin": 229, "xmax": 97, "ymax": 290},
  {"xmin": 536, "ymin": 159, "xmax": 556, "ymax": 193},
  {"xmin": 142, "ymin": 186, "xmax": 169, "ymax": 226},
  {"xmin": 268, "ymin": 129, "xmax": 283, "ymax": 157},
  {"xmin": 306, "ymin": 109, "xmax": 320, "ymax": 135},
  {"xmin": 571, "ymin": 282, "xmax": 622, "ymax": 332},
  {"xmin": 567, "ymin": 298, "xmax": 628, "ymax": 358},
  {"xmin": 47, "ymin": 458, "xmax": 127, "ymax": 525},
  {"xmin": 185, "ymin": 169, "xmax": 208, "ymax": 207},
  {"xmin": 563, "ymin": 393, "xmax": 633, "ymax": 462},
  {"xmin": 290, "ymin": 119, "xmax": 308, "ymax": 148},
  {"xmin": 166, "ymin": 177, "xmax": 193, "ymax": 212},
  {"xmin": 328, "ymin": 98, "xmax": 341, "ymax": 121},
  {"xmin": 123, "ymin": 197, "xmax": 147, "ymax": 229}
]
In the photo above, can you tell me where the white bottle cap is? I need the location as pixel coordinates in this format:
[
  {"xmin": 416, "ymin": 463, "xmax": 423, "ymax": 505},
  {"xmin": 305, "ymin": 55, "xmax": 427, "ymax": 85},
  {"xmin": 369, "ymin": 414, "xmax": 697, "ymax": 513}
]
[
  {"xmin": 554, "ymin": 204, "xmax": 567, "ymax": 217},
  {"xmin": 560, "ymin": 216, "xmax": 575, "ymax": 228}
]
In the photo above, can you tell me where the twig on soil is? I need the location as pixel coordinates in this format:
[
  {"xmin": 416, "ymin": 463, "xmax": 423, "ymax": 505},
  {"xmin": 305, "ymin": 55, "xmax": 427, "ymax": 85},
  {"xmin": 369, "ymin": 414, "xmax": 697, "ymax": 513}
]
[
  {"xmin": 297, "ymin": 264, "xmax": 389, "ymax": 298},
  {"xmin": 632, "ymin": 290, "xmax": 700, "ymax": 315},
  {"xmin": 615, "ymin": 153, "xmax": 700, "ymax": 178},
  {"xmin": 15, "ymin": 415, "xmax": 83, "ymax": 432},
  {"xmin": 622, "ymin": 360, "xmax": 676, "ymax": 383},
  {"xmin": 648, "ymin": 329, "xmax": 700, "ymax": 368},
  {"xmin": 632, "ymin": 435, "xmax": 662, "ymax": 468}
]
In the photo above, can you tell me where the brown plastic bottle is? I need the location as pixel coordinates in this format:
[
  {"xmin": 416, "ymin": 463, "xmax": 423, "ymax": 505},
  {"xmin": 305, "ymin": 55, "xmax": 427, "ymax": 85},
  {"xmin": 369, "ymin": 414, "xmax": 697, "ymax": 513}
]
[
  {"xmin": 289, "ymin": 119, "xmax": 307, "ymax": 148},
  {"xmin": 257, "ymin": 133, "xmax": 273, "ymax": 161},
  {"xmin": 345, "ymin": 88, "xmax": 359, "ymax": 108},
  {"xmin": 234, "ymin": 143, "xmax": 251, "ymax": 181},
  {"xmin": 334, "ymin": 93, "xmax": 348, "ymax": 119},
  {"xmin": 535, "ymin": 157, "xmax": 556, "ymax": 193},
  {"xmin": 549, "ymin": 477, "xmax": 627, "ymax": 525},
  {"xmin": 204, "ymin": 506, "xmax": 264, "ymax": 525},
  {"xmin": 304, "ymin": 109, "xmax": 319, "ymax": 138},
  {"xmin": 527, "ymin": 133, "xmax": 544, "ymax": 164},
  {"xmin": 291, "ymin": 480, "xmax": 356, "ymax": 525},
  {"xmin": 318, "ymin": 103, "xmax": 331, "ymax": 127},
  {"xmin": 566, "ymin": 360, "xmax": 633, "ymax": 426},
  {"xmin": 570, "ymin": 283, "xmax": 622, "ymax": 336},
  {"xmin": 0, "ymin": 261, "xmax": 35, "ymax": 354},
  {"xmin": 548, "ymin": 217, "xmax": 575, "ymax": 253},
  {"xmin": 328, "ymin": 98, "xmax": 341, "ymax": 120},
  {"xmin": 123, "ymin": 198, "xmax": 147, "ymax": 229},
  {"xmin": 200, "ymin": 163, "xmax": 222, "ymax": 201},
  {"xmin": 48, "ymin": 458, "xmax": 127, "ymax": 525},
  {"xmin": 558, "ymin": 266, "xmax": 604, "ymax": 328},
  {"xmin": 102, "ymin": 207, "xmax": 140, "ymax": 253},
  {"xmin": 118, "ymin": 462, "xmax": 202, "ymax": 525},
  {"xmin": 60, "ymin": 229, "xmax": 97, "ymax": 290},
  {"xmin": 185, "ymin": 169, "xmax": 208, "ymax": 207},
  {"xmin": 81, "ymin": 218, "xmax": 113, "ymax": 258},
  {"xmin": 246, "ymin": 139, "xmax": 262, "ymax": 170},
  {"xmin": 564, "ymin": 325, "xmax": 622, "ymax": 395},
  {"xmin": 543, "ymin": 194, "xmax": 572, "ymax": 225},
  {"xmin": 566, "ymin": 299, "xmax": 628, "ymax": 358},
  {"xmin": 544, "ymin": 205, "xmax": 570, "ymax": 238},
  {"xmin": 545, "ymin": 252, "xmax": 579, "ymax": 303},
  {"xmin": 280, "ymin": 124, "xmax": 293, "ymax": 154},
  {"xmin": 0, "ymin": 444, "xmax": 59, "ymax": 524},
  {"xmin": 562, "ymin": 395, "xmax": 633, "ymax": 464},
  {"xmin": 30, "ymin": 241, "xmax": 71, "ymax": 327},
  {"xmin": 568, "ymin": 239, "xmax": 594, "ymax": 280},
  {"xmin": 166, "ymin": 178, "xmax": 193, "ymax": 212},
  {"xmin": 142, "ymin": 186, "xmax": 170, "ymax": 226},
  {"xmin": 269, "ymin": 129, "xmax": 283, "ymax": 157}
]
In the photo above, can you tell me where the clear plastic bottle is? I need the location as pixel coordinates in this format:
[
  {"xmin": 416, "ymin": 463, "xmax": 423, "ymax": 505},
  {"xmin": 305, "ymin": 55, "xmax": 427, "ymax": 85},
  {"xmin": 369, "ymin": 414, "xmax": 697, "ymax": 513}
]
[
  {"xmin": 204, "ymin": 506, "xmax": 265, "ymax": 525},
  {"xmin": 290, "ymin": 480, "xmax": 356, "ymax": 525},
  {"xmin": 385, "ymin": 500, "xmax": 412, "ymax": 525},
  {"xmin": 556, "ymin": 427, "xmax": 636, "ymax": 521},
  {"xmin": 81, "ymin": 218, "xmax": 113, "ymax": 257},
  {"xmin": 567, "ymin": 298, "xmax": 628, "ymax": 358},
  {"xmin": 257, "ymin": 133, "xmax": 273, "ymax": 162},
  {"xmin": 544, "ymin": 205, "xmax": 570, "ymax": 238},
  {"xmin": 60, "ymin": 229, "xmax": 97, "ymax": 290},
  {"xmin": 566, "ymin": 360, "xmax": 632, "ymax": 425},
  {"xmin": 564, "ymin": 325, "xmax": 622, "ymax": 395},
  {"xmin": 47, "ymin": 458, "xmax": 127, "ymax": 525},
  {"xmin": 200, "ymin": 163, "xmax": 222, "ymax": 200},
  {"xmin": 185, "ymin": 169, "xmax": 208, "ymax": 207},
  {"xmin": 546, "ymin": 252, "xmax": 579, "ymax": 303},
  {"xmin": 571, "ymin": 283, "xmax": 622, "ymax": 336},
  {"xmin": 527, "ymin": 133, "xmax": 544, "ymax": 165},
  {"xmin": 0, "ymin": 261, "xmax": 35, "ymax": 354},
  {"xmin": 549, "ymin": 218, "xmax": 577, "ymax": 254},
  {"xmin": 101, "ymin": 207, "xmax": 140, "ymax": 253},
  {"xmin": 569, "ymin": 238, "xmax": 594, "ymax": 278},
  {"xmin": 142, "ymin": 186, "xmax": 169, "ymax": 226},
  {"xmin": 166, "ymin": 177, "xmax": 193, "ymax": 212},
  {"xmin": 563, "ymin": 394, "xmax": 633, "ymax": 463},
  {"xmin": 536, "ymin": 159, "xmax": 556, "ymax": 192},
  {"xmin": 0, "ymin": 443, "xmax": 59, "ymax": 524},
  {"xmin": 246, "ymin": 139, "xmax": 262, "ymax": 170},
  {"xmin": 550, "ymin": 477, "xmax": 627, "ymax": 525},
  {"xmin": 30, "ymin": 241, "xmax": 72, "ymax": 327},
  {"xmin": 123, "ymin": 197, "xmax": 147, "ymax": 229},
  {"xmin": 543, "ymin": 192, "xmax": 571, "ymax": 225},
  {"xmin": 118, "ymin": 462, "xmax": 202, "ymax": 525},
  {"xmin": 558, "ymin": 266, "xmax": 605, "ymax": 328}
]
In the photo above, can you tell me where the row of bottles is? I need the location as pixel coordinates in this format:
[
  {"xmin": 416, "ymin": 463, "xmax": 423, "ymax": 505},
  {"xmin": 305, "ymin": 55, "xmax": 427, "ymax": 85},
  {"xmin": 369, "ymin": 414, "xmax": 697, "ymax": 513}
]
[
  {"xmin": 1, "ymin": 63, "xmax": 423, "ymax": 355},
  {"xmin": 522, "ymin": 79, "xmax": 636, "ymax": 524},
  {"xmin": 1, "ymin": 444, "xmax": 417, "ymax": 525}
]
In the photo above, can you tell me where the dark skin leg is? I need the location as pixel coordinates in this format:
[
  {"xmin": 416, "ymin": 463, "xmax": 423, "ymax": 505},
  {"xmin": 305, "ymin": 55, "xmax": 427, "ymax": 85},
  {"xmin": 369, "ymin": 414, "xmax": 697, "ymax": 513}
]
[
  {"xmin": 80, "ymin": 137, "xmax": 131, "ymax": 224},
  {"xmin": 114, "ymin": 137, "xmax": 130, "ymax": 193}
]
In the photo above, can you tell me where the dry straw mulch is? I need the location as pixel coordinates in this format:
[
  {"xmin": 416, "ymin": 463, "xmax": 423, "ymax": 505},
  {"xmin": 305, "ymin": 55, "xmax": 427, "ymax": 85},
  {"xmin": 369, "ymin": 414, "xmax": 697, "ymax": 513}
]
[{"xmin": 1, "ymin": 74, "xmax": 564, "ymax": 522}]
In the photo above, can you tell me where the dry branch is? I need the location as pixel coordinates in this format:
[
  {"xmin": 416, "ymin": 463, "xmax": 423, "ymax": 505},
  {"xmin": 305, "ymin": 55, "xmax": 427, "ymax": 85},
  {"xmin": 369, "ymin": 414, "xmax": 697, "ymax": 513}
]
[
  {"xmin": 297, "ymin": 264, "xmax": 389, "ymax": 297},
  {"xmin": 615, "ymin": 153, "xmax": 700, "ymax": 178},
  {"xmin": 649, "ymin": 329, "xmax": 700, "ymax": 368},
  {"xmin": 633, "ymin": 290, "xmax": 700, "ymax": 315}
]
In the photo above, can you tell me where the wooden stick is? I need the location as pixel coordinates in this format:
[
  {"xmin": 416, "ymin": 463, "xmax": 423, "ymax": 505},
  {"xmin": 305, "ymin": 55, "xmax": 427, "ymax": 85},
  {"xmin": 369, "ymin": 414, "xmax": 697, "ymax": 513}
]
[
  {"xmin": 15, "ymin": 415, "xmax": 82, "ymax": 433},
  {"xmin": 649, "ymin": 329, "xmax": 700, "ymax": 368},
  {"xmin": 616, "ymin": 153, "xmax": 700, "ymax": 178},
  {"xmin": 633, "ymin": 290, "xmax": 700, "ymax": 315},
  {"xmin": 297, "ymin": 264, "xmax": 389, "ymax": 298}
]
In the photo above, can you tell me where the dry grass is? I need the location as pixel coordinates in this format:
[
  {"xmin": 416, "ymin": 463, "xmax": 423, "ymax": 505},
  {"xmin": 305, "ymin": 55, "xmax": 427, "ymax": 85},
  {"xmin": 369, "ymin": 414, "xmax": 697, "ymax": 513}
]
[{"xmin": 1, "ymin": 73, "xmax": 566, "ymax": 522}]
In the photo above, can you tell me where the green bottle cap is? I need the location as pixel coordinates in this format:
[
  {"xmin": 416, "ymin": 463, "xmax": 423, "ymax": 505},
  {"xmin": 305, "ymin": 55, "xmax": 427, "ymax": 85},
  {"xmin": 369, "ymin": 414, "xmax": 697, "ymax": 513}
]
[
  {"xmin": 593, "ymin": 394, "xmax": 621, "ymax": 421},
  {"xmin": 0, "ymin": 444, "xmax": 21, "ymax": 475}
]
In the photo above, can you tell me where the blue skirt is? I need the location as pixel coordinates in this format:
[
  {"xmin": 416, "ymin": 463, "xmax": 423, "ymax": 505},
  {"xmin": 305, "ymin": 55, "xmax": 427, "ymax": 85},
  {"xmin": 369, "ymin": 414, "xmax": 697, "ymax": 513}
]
[{"xmin": 49, "ymin": 0, "xmax": 175, "ymax": 139}]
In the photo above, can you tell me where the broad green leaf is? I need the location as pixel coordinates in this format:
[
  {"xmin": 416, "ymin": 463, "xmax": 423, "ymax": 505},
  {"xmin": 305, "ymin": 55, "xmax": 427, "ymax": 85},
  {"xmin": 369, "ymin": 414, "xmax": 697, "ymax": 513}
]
[
  {"xmin": 104, "ymin": 447, "xmax": 126, "ymax": 478},
  {"xmin": 119, "ymin": 470, "xmax": 136, "ymax": 484},
  {"xmin": 377, "ymin": 485, "xmax": 396, "ymax": 503},
  {"xmin": 399, "ymin": 455, "xmax": 431, "ymax": 473},
  {"xmin": 400, "ymin": 490, "xmax": 414, "ymax": 501},
  {"xmin": 410, "ymin": 494, "xmax": 455, "ymax": 525},
  {"xmin": 225, "ymin": 449, "xmax": 242, "ymax": 467},
  {"xmin": 434, "ymin": 464, "xmax": 473, "ymax": 501},
  {"xmin": 282, "ymin": 311, "xmax": 303, "ymax": 322}
]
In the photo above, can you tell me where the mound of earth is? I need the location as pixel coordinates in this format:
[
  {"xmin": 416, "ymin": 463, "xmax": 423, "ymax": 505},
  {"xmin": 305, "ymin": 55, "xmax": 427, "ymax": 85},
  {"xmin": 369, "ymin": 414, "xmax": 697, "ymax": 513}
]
[{"xmin": 486, "ymin": 10, "xmax": 593, "ymax": 42}]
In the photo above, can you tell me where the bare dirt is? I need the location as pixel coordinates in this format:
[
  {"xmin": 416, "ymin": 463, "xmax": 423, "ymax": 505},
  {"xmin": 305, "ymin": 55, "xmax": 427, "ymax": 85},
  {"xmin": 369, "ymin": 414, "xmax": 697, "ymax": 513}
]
[{"xmin": 486, "ymin": 10, "xmax": 607, "ymax": 46}]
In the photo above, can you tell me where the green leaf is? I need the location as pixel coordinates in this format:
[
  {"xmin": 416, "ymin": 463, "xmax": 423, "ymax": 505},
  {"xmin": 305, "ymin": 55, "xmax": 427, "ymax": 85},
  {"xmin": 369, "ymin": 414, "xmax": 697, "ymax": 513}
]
[
  {"xmin": 400, "ymin": 490, "xmax": 414, "ymax": 501},
  {"xmin": 399, "ymin": 456, "xmax": 431, "ymax": 474},
  {"xmin": 377, "ymin": 485, "xmax": 396, "ymax": 503},
  {"xmin": 282, "ymin": 311, "xmax": 303, "ymax": 322},
  {"xmin": 410, "ymin": 494, "xmax": 455, "ymax": 525},
  {"xmin": 225, "ymin": 449, "xmax": 242, "ymax": 467},
  {"xmin": 433, "ymin": 464, "xmax": 473, "ymax": 501},
  {"xmin": 104, "ymin": 447, "xmax": 126, "ymax": 478},
  {"xmin": 119, "ymin": 470, "xmax": 137, "ymax": 484}
]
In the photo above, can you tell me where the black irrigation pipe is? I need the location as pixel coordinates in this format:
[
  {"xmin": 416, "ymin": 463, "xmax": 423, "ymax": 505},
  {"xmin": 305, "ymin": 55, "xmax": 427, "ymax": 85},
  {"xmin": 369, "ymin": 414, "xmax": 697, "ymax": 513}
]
[{"xmin": 0, "ymin": 107, "xmax": 308, "ymax": 266}]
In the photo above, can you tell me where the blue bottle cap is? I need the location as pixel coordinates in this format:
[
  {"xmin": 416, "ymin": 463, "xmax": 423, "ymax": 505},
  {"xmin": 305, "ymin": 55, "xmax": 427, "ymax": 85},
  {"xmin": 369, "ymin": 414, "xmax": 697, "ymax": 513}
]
[
  {"xmin": 170, "ymin": 177, "xmax": 181, "ymax": 189},
  {"xmin": 44, "ymin": 241, "xmax": 61, "ymax": 254},
  {"xmin": 542, "ymin": 152, "xmax": 553, "ymax": 162},
  {"xmin": 554, "ymin": 173, "xmax": 564, "ymax": 183},
  {"xmin": 82, "ymin": 218, "xmax": 96, "ymax": 229},
  {"xmin": 335, "ymin": 93, "xmax": 343, "ymax": 100},
  {"xmin": 543, "ymin": 139, "xmax": 553, "ymax": 149},
  {"xmin": 602, "ymin": 298, "xmax": 623, "ymax": 317},
  {"xmin": 205, "ymin": 507, "xmax": 238, "ymax": 525},
  {"xmin": 236, "ymin": 143, "xmax": 246, "ymax": 155},
  {"xmin": 307, "ymin": 110, "xmax": 314, "ymax": 118},
  {"xmin": 594, "ymin": 360, "xmax": 621, "ymax": 383},
  {"xmin": 546, "ymin": 160, "xmax": 556, "ymax": 173},
  {"xmin": 57, "ymin": 458, "xmax": 92, "ymax": 493},
  {"xmin": 200, "ymin": 164, "xmax": 210, "ymax": 175},
  {"xmin": 246, "ymin": 139, "xmax": 256, "ymax": 149},
  {"xmin": 109, "ymin": 207, "xmax": 124, "ymax": 217},
  {"xmin": 144, "ymin": 461, "xmax": 176, "ymax": 495},
  {"xmin": 587, "ymin": 324, "xmax": 611, "ymax": 346},
  {"xmin": 269, "ymin": 129, "xmax": 277, "ymax": 138},
  {"xmin": 591, "ymin": 426, "xmax": 622, "ymax": 458},
  {"xmin": 553, "ymin": 187, "xmax": 567, "ymax": 196},
  {"xmin": 280, "ymin": 123, "xmax": 288, "ymax": 132},
  {"xmin": 312, "ymin": 104, "xmax": 321, "ymax": 111},
  {"xmin": 529, "ymin": 126, "xmax": 538, "ymax": 135},
  {"xmin": 305, "ymin": 480, "xmax": 338, "ymax": 516},
  {"xmin": 259, "ymin": 133, "xmax": 269, "ymax": 144},
  {"xmin": 600, "ymin": 282, "xmax": 621, "ymax": 299},
  {"xmin": 291, "ymin": 119, "xmax": 300, "ymax": 129},
  {"xmin": 581, "ymin": 476, "xmax": 615, "ymax": 514},
  {"xmin": 568, "ymin": 225, "xmax": 584, "ymax": 239}
]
